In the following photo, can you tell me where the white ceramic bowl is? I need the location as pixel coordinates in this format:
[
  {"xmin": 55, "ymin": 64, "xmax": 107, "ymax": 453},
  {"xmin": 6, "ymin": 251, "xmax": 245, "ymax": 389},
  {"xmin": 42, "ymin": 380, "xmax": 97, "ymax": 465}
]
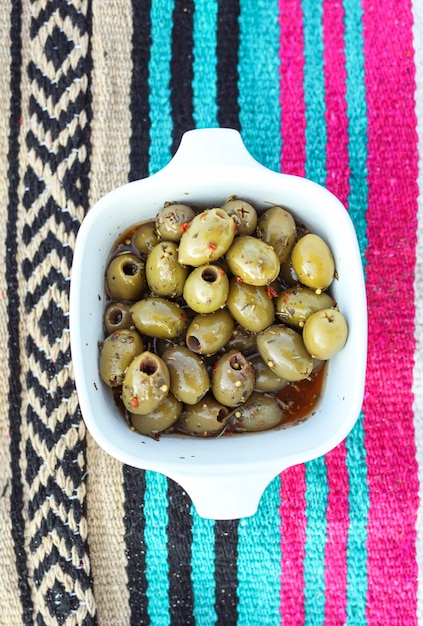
[{"xmin": 69, "ymin": 128, "xmax": 367, "ymax": 519}]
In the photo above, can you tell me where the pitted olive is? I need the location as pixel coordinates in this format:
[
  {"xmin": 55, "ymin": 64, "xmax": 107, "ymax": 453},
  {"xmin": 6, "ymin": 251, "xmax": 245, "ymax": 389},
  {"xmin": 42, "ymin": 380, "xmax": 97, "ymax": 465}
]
[
  {"xmin": 162, "ymin": 345, "xmax": 210, "ymax": 404},
  {"xmin": 226, "ymin": 277, "xmax": 275, "ymax": 332},
  {"xmin": 129, "ymin": 392, "xmax": 182, "ymax": 437},
  {"xmin": 249, "ymin": 354, "xmax": 288, "ymax": 392},
  {"xmin": 121, "ymin": 351, "xmax": 170, "ymax": 415},
  {"xmin": 146, "ymin": 241, "xmax": 188, "ymax": 298},
  {"xmin": 178, "ymin": 208, "xmax": 236, "ymax": 266},
  {"xmin": 186, "ymin": 309, "xmax": 234, "ymax": 355},
  {"xmin": 220, "ymin": 197, "xmax": 257, "ymax": 235},
  {"xmin": 211, "ymin": 350, "xmax": 255, "ymax": 407},
  {"xmin": 130, "ymin": 297, "xmax": 186, "ymax": 339},
  {"xmin": 155, "ymin": 203, "xmax": 196, "ymax": 242},
  {"xmin": 99, "ymin": 329, "xmax": 144, "ymax": 387},
  {"xmin": 132, "ymin": 220, "xmax": 160, "ymax": 255},
  {"xmin": 183, "ymin": 264, "xmax": 229, "ymax": 313},
  {"xmin": 291, "ymin": 233, "xmax": 335, "ymax": 291},
  {"xmin": 257, "ymin": 325, "xmax": 314, "ymax": 382},
  {"xmin": 106, "ymin": 253, "xmax": 146, "ymax": 301},
  {"xmin": 177, "ymin": 394, "xmax": 231, "ymax": 437},
  {"xmin": 103, "ymin": 301, "xmax": 133, "ymax": 334},
  {"xmin": 226, "ymin": 235, "xmax": 280, "ymax": 286},
  {"xmin": 232, "ymin": 392, "xmax": 283, "ymax": 432},
  {"xmin": 257, "ymin": 205, "xmax": 297, "ymax": 263},
  {"xmin": 275, "ymin": 287, "xmax": 335, "ymax": 328},
  {"xmin": 302, "ymin": 308, "xmax": 348, "ymax": 360}
]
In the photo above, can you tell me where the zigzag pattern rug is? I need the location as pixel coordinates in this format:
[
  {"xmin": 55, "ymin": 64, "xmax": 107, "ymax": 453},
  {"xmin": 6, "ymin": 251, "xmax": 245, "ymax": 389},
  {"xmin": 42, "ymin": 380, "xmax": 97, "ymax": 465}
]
[{"xmin": 1, "ymin": 0, "xmax": 423, "ymax": 624}]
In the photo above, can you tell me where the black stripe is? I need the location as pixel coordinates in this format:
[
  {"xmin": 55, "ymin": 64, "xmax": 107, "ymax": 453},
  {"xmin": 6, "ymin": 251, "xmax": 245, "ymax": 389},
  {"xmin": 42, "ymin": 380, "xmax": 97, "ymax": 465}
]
[
  {"xmin": 166, "ymin": 480, "xmax": 195, "ymax": 625},
  {"xmin": 214, "ymin": 520, "xmax": 239, "ymax": 625},
  {"xmin": 129, "ymin": 0, "xmax": 152, "ymax": 182},
  {"xmin": 122, "ymin": 466, "xmax": 150, "ymax": 626},
  {"xmin": 170, "ymin": 0, "xmax": 195, "ymax": 155},
  {"xmin": 6, "ymin": 2, "xmax": 33, "ymax": 623},
  {"xmin": 216, "ymin": 0, "xmax": 241, "ymax": 130}
]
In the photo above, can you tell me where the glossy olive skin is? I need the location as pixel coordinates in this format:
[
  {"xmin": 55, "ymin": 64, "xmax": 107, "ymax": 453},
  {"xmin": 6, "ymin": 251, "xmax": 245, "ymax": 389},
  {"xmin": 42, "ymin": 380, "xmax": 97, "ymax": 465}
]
[
  {"xmin": 132, "ymin": 220, "xmax": 160, "ymax": 255},
  {"xmin": 257, "ymin": 205, "xmax": 297, "ymax": 263},
  {"xmin": 129, "ymin": 392, "xmax": 182, "ymax": 437},
  {"xmin": 249, "ymin": 354, "xmax": 288, "ymax": 392},
  {"xmin": 226, "ymin": 235, "xmax": 280, "ymax": 286},
  {"xmin": 130, "ymin": 297, "xmax": 186, "ymax": 339},
  {"xmin": 303, "ymin": 308, "xmax": 348, "ymax": 360},
  {"xmin": 186, "ymin": 309, "xmax": 234, "ymax": 355},
  {"xmin": 121, "ymin": 351, "xmax": 170, "ymax": 415},
  {"xmin": 275, "ymin": 287, "xmax": 335, "ymax": 329},
  {"xmin": 146, "ymin": 241, "xmax": 188, "ymax": 298},
  {"xmin": 183, "ymin": 264, "xmax": 229, "ymax": 313},
  {"xmin": 177, "ymin": 393, "xmax": 231, "ymax": 437},
  {"xmin": 106, "ymin": 253, "xmax": 146, "ymax": 301},
  {"xmin": 221, "ymin": 197, "xmax": 257, "ymax": 235},
  {"xmin": 232, "ymin": 392, "xmax": 283, "ymax": 432},
  {"xmin": 103, "ymin": 301, "xmax": 133, "ymax": 334},
  {"xmin": 178, "ymin": 208, "xmax": 236, "ymax": 266},
  {"xmin": 99, "ymin": 329, "xmax": 144, "ymax": 387},
  {"xmin": 211, "ymin": 350, "xmax": 255, "ymax": 407},
  {"xmin": 155, "ymin": 203, "xmax": 196, "ymax": 242},
  {"xmin": 257, "ymin": 325, "xmax": 314, "ymax": 382},
  {"xmin": 226, "ymin": 277, "xmax": 275, "ymax": 332},
  {"xmin": 162, "ymin": 345, "xmax": 210, "ymax": 404},
  {"xmin": 291, "ymin": 233, "xmax": 335, "ymax": 291},
  {"xmin": 224, "ymin": 326, "xmax": 257, "ymax": 355}
]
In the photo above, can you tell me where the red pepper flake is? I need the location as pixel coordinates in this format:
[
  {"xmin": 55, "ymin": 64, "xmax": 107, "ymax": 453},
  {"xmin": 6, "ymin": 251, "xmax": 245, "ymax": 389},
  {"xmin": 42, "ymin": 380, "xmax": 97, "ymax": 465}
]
[
  {"xmin": 207, "ymin": 242, "xmax": 217, "ymax": 251},
  {"xmin": 266, "ymin": 285, "xmax": 278, "ymax": 298},
  {"xmin": 218, "ymin": 268, "xmax": 225, "ymax": 275},
  {"xmin": 233, "ymin": 221, "xmax": 238, "ymax": 234},
  {"xmin": 181, "ymin": 221, "xmax": 191, "ymax": 233},
  {"xmin": 130, "ymin": 396, "xmax": 139, "ymax": 409},
  {"xmin": 235, "ymin": 276, "xmax": 243, "ymax": 284},
  {"xmin": 212, "ymin": 362, "xmax": 219, "ymax": 374}
]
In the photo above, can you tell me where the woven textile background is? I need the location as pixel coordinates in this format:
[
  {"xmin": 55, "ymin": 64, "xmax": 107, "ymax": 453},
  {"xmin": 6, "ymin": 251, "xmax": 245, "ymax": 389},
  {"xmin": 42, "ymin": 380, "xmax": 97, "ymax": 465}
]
[{"xmin": 1, "ymin": 0, "xmax": 423, "ymax": 624}]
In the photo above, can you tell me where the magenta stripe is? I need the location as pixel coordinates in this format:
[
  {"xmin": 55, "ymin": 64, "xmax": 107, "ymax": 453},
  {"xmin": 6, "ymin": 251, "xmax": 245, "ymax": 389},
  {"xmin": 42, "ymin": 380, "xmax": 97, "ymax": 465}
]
[
  {"xmin": 321, "ymin": 2, "xmax": 350, "ymax": 623},
  {"xmin": 279, "ymin": 0, "xmax": 306, "ymax": 177},
  {"xmin": 361, "ymin": 1, "xmax": 419, "ymax": 623}
]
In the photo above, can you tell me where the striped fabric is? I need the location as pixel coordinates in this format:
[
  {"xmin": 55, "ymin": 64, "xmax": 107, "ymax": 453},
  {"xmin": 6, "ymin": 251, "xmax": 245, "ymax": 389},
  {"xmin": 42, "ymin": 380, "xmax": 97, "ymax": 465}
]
[{"xmin": 0, "ymin": 0, "xmax": 422, "ymax": 624}]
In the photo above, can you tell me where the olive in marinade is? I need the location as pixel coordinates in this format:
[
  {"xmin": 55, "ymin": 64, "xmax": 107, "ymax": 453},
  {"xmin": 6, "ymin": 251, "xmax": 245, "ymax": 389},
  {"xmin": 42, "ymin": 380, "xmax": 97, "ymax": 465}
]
[
  {"xmin": 146, "ymin": 241, "xmax": 188, "ymax": 298},
  {"xmin": 183, "ymin": 264, "xmax": 229, "ymax": 313},
  {"xmin": 177, "ymin": 394, "xmax": 231, "ymax": 437},
  {"xmin": 257, "ymin": 324, "xmax": 314, "ymax": 382},
  {"xmin": 257, "ymin": 205, "xmax": 297, "ymax": 263},
  {"xmin": 106, "ymin": 253, "xmax": 146, "ymax": 301},
  {"xmin": 226, "ymin": 236, "xmax": 280, "ymax": 286},
  {"xmin": 99, "ymin": 329, "xmax": 144, "ymax": 387},
  {"xmin": 186, "ymin": 309, "xmax": 235, "ymax": 355},
  {"xmin": 275, "ymin": 286, "xmax": 335, "ymax": 329},
  {"xmin": 132, "ymin": 220, "xmax": 160, "ymax": 255},
  {"xmin": 162, "ymin": 345, "xmax": 210, "ymax": 405},
  {"xmin": 129, "ymin": 392, "xmax": 182, "ymax": 437},
  {"xmin": 226, "ymin": 277, "xmax": 275, "ymax": 332},
  {"xmin": 249, "ymin": 354, "xmax": 288, "ymax": 392},
  {"xmin": 130, "ymin": 297, "xmax": 186, "ymax": 339},
  {"xmin": 155, "ymin": 203, "xmax": 196, "ymax": 242},
  {"xmin": 232, "ymin": 392, "xmax": 283, "ymax": 432},
  {"xmin": 303, "ymin": 308, "xmax": 348, "ymax": 360},
  {"xmin": 211, "ymin": 350, "xmax": 255, "ymax": 407},
  {"xmin": 121, "ymin": 351, "xmax": 170, "ymax": 415},
  {"xmin": 291, "ymin": 233, "xmax": 335, "ymax": 291},
  {"xmin": 221, "ymin": 197, "xmax": 258, "ymax": 235},
  {"xmin": 103, "ymin": 301, "xmax": 132, "ymax": 334},
  {"xmin": 178, "ymin": 208, "xmax": 236, "ymax": 266}
]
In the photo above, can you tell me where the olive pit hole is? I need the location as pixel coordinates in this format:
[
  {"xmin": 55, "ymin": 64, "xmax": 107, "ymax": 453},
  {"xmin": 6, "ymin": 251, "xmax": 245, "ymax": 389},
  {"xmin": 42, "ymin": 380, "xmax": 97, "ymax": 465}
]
[
  {"xmin": 229, "ymin": 354, "xmax": 243, "ymax": 370},
  {"xmin": 201, "ymin": 267, "xmax": 218, "ymax": 283},
  {"xmin": 139, "ymin": 356, "xmax": 158, "ymax": 376},
  {"xmin": 186, "ymin": 335, "xmax": 201, "ymax": 352},
  {"xmin": 107, "ymin": 307, "xmax": 123, "ymax": 325},
  {"xmin": 217, "ymin": 408, "xmax": 229, "ymax": 423},
  {"xmin": 122, "ymin": 261, "xmax": 139, "ymax": 276}
]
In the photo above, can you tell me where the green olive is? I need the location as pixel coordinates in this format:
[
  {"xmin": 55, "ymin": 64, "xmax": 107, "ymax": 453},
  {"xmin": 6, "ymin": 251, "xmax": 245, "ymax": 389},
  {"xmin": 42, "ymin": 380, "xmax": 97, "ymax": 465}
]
[
  {"xmin": 177, "ymin": 393, "xmax": 231, "ymax": 437},
  {"xmin": 220, "ymin": 197, "xmax": 258, "ymax": 235},
  {"xmin": 257, "ymin": 205, "xmax": 297, "ymax": 263},
  {"xmin": 99, "ymin": 329, "xmax": 144, "ymax": 387},
  {"xmin": 249, "ymin": 354, "xmax": 288, "ymax": 392},
  {"xmin": 226, "ymin": 277, "xmax": 275, "ymax": 332},
  {"xmin": 232, "ymin": 392, "xmax": 283, "ymax": 432},
  {"xmin": 256, "ymin": 325, "xmax": 314, "ymax": 382},
  {"xmin": 155, "ymin": 203, "xmax": 196, "ymax": 242},
  {"xmin": 146, "ymin": 241, "xmax": 189, "ymax": 298},
  {"xmin": 226, "ymin": 235, "xmax": 280, "ymax": 286},
  {"xmin": 291, "ymin": 233, "xmax": 335, "ymax": 291},
  {"xmin": 224, "ymin": 326, "xmax": 257, "ymax": 355},
  {"xmin": 302, "ymin": 308, "xmax": 348, "ymax": 360},
  {"xmin": 185, "ymin": 309, "xmax": 235, "ymax": 355},
  {"xmin": 183, "ymin": 264, "xmax": 229, "ymax": 313},
  {"xmin": 178, "ymin": 208, "xmax": 236, "ymax": 266},
  {"xmin": 103, "ymin": 301, "xmax": 132, "ymax": 334},
  {"xmin": 121, "ymin": 351, "xmax": 170, "ymax": 415},
  {"xmin": 130, "ymin": 297, "xmax": 186, "ymax": 339},
  {"xmin": 106, "ymin": 253, "xmax": 146, "ymax": 301},
  {"xmin": 132, "ymin": 220, "xmax": 160, "ymax": 255},
  {"xmin": 211, "ymin": 350, "xmax": 255, "ymax": 407},
  {"xmin": 279, "ymin": 260, "xmax": 300, "ymax": 287},
  {"xmin": 275, "ymin": 287, "xmax": 335, "ymax": 329},
  {"xmin": 129, "ymin": 392, "xmax": 182, "ymax": 437},
  {"xmin": 162, "ymin": 345, "xmax": 210, "ymax": 405}
]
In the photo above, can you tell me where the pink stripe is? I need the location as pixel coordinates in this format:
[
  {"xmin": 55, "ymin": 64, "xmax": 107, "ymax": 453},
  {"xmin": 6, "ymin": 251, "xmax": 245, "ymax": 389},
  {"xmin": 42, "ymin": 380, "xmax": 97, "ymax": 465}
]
[
  {"xmin": 279, "ymin": 2, "xmax": 307, "ymax": 623},
  {"xmin": 279, "ymin": 0, "xmax": 306, "ymax": 177},
  {"xmin": 321, "ymin": 2, "xmax": 350, "ymax": 623},
  {"xmin": 361, "ymin": 1, "xmax": 419, "ymax": 623}
]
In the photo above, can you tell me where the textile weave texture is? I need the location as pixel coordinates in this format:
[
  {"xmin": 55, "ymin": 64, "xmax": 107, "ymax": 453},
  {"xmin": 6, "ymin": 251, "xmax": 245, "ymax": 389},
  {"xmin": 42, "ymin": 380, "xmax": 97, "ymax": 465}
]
[{"xmin": 1, "ymin": 0, "xmax": 423, "ymax": 624}]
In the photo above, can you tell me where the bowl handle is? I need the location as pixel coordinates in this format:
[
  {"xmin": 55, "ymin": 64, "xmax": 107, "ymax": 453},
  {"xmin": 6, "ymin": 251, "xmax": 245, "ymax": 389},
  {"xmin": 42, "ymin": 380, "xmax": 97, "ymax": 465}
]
[
  {"xmin": 172, "ymin": 469, "xmax": 282, "ymax": 520},
  {"xmin": 163, "ymin": 128, "xmax": 266, "ymax": 172}
]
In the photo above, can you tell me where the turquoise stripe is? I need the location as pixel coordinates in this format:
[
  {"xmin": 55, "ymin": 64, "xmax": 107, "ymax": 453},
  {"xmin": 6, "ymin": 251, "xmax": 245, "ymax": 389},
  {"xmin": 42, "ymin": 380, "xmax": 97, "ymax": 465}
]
[
  {"xmin": 302, "ymin": 0, "xmax": 327, "ymax": 186},
  {"xmin": 192, "ymin": 0, "xmax": 218, "ymax": 128},
  {"xmin": 144, "ymin": 471, "xmax": 170, "ymax": 625},
  {"xmin": 148, "ymin": 0, "xmax": 174, "ymax": 174},
  {"xmin": 237, "ymin": 477, "xmax": 282, "ymax": 626},
  {"xmin": 190, "ymin": 506, "xmax": 217, "ymax": 626},
  {"xmin": 301, "ymin": 0, "xmax": 328, "ymax": 623},
  {"xmin": 238, "ymin": 0, "xmax": 282, "ymax": 171},
  {"xmin": 343, "ymin": 0, "xmax": 369, "ymax": 623}
]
